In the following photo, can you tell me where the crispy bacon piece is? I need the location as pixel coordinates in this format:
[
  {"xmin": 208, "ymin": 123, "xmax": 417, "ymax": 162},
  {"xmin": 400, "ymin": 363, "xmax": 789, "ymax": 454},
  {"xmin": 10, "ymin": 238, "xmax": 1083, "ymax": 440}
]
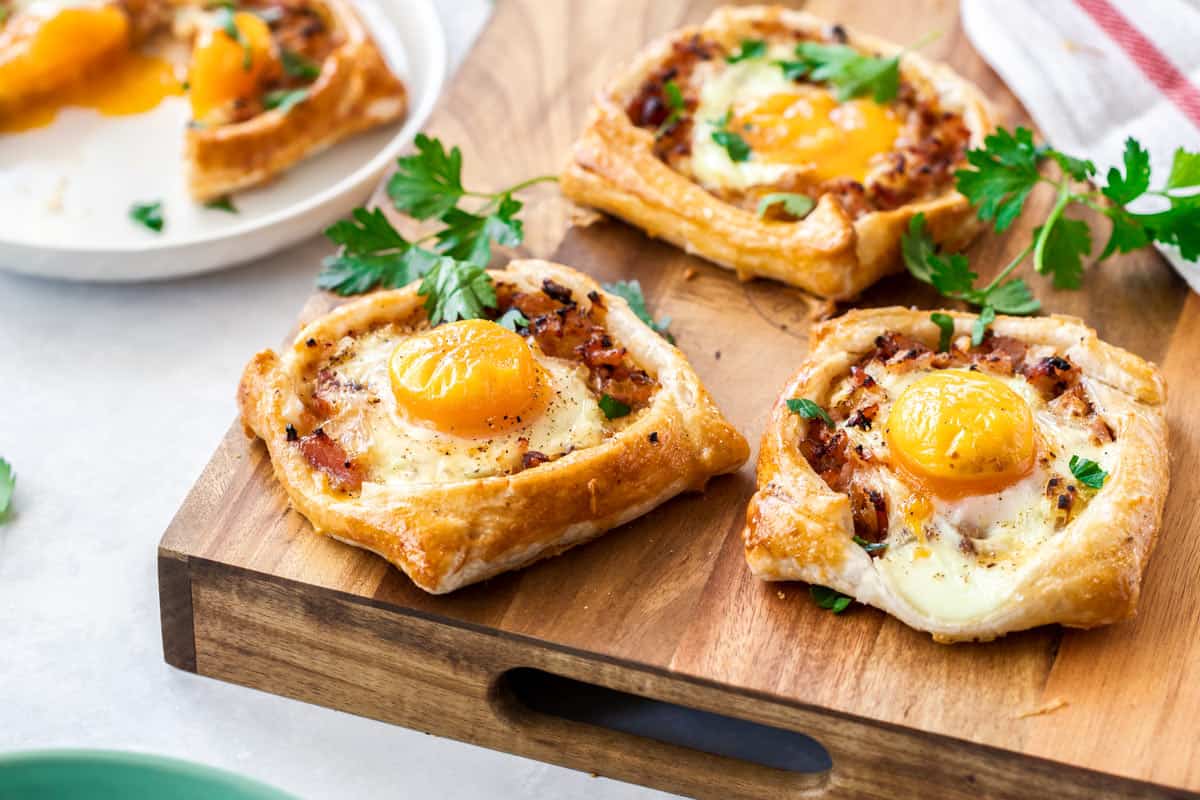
[
  {"xmin": 848, "ymin": 482, "xmax": 888, "ymax": 545},
  {"xmin": 971, "ymin": 333, "xmax": 1027, "ymax": 376},
  {"xmin": 507, "ymin": 282, "xmax": 659, "ymax": 411},
  {"xmin": 1021, "ymin": 355, "xmax": 1081, "ymax": 400},
  {"xmin": 298, "ymin": 428, "xmax": 365, "ymax": 492}
]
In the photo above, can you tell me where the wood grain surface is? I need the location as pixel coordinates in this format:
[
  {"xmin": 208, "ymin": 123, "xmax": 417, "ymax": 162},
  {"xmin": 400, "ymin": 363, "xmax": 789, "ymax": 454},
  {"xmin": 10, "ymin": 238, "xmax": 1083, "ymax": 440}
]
[{"xmin": 159, "ymin": 1, "xmax": 1200, "ymax": 797}]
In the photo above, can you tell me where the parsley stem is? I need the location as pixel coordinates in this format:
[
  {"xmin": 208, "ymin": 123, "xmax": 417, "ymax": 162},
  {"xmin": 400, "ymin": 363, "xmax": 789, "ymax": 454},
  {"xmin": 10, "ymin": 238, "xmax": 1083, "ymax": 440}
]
[
  {"xmin": 461, "ymin": 175, "xmax": 559, "ymax": 202},
  {"xmin": 1033, "ymin": 184, "xmax": 1073, "ymax": 275},
  {"xmin": 504, "ymin": 174, "xmax": 560, "ymax": 194},
  {"xmin": 979, "ymin": 239, "xmax": 1035, "ymax": 295}
]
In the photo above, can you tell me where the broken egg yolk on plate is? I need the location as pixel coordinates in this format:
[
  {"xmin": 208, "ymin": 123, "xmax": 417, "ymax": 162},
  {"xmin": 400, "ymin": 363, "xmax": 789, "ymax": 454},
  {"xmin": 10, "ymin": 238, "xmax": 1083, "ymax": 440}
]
[{"xmin": 0, "ymin": 2, "xmax": 183, "ymax": 133}]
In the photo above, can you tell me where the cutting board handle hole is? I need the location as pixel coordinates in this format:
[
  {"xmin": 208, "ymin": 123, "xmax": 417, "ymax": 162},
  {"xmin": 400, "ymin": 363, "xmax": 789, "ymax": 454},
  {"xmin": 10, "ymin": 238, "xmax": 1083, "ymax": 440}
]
[{"xmin": 497, "ymin": 668, "xmax": 833, "ymax": 776}]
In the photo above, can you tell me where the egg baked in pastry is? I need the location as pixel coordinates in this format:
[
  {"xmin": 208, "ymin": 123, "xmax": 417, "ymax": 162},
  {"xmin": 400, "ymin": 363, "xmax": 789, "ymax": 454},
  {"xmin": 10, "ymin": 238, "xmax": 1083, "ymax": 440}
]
[
  {"xmin": 0, "ymin": 0, "xmax": 406, "ymax": 200},
  {"xmin": 560, "ymin": 6, "xmax": 992, "ymax": 300},
  {"xmin": 239, "ymin": 259, "xmax": 749, "ymax": 594},
  {"xmin": 743, "ymin": 307, "xmax": 1168, "ymax": 643}
]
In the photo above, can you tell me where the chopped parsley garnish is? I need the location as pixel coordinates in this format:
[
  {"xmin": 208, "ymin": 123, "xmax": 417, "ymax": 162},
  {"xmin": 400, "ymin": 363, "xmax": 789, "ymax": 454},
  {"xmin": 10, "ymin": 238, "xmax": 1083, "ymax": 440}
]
[
  {"xmin": 495, "ymin": 308, "xmax": 529, "ymax": 332},
  {"xmin": 756, "ymin": 192, "xmax": 814, "ymax": 219},
  {"xmin": 852, "ymin": 535, "xmax": 887, "ymax": 553},
  {"xmin": 656, "ymin": 79, "xmax": 687, "ymax": 138},
  {"xmin": 598, "ymin": 394, "xmax": 632, "ymax": 420},
  {"xmin": 810, "ymin": 585, "xmax": 853, "ymax": 613},
  {"xmin": 916, "ymin": 128, "xmax": 1200, "ymax": 312},
  {"xmin": 726, "ymin": 38, "xmax": 766, "ymax": 63},
  {"xmin": 971, "ymin": 305, "xmax": 995, "ymax": 347},
  {"xmin": 930, "ymin": 312, "xmax": 954, "ymax": 352},
  {"xmin": 776, "ymin": 32, "xmax": 936, "ymax": 103},
  {"xmin": 213, "ymin": 6, "xmax": 253, "ymax": 71},
  {"xmin": 280, "ymin": 48, "xmax": 321, "ymax": 80},
  {"xmin": 263, "ymin": 88, "xmax": 309, "ymax": 113},
  {"xmin": 711, "ymin": 110, "xmax": 751, "ymax": 162},
  {"xmin": 130, "ymin": 201, "xmax": 164, "ymax": 233},
  {"xmin": 204, "ymin": 196, "xmax": 238, "ymax": 213},
  {"xmin": 318, "ymin": 134, "xmax": 558, "ymax": 324},
  {"xmin": 0, "ymin": 457, "xmax": 14, "ymax": 520},
  {"xmin": 786, "ymin": 398, "xmax": 834, "ymax": 428},
  {"xmin": 603, "ymin": 279, "xmax": 674, "ymax": 342},
  {"xmin": 1069, "ymin": 456, "xmax": 1108, "ymax": 489}
]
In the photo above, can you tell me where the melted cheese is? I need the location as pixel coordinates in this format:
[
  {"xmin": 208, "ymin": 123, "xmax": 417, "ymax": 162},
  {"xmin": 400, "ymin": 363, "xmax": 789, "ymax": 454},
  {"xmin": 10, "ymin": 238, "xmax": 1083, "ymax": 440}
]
[
  {"xmin": 832, "ymin": 362, "xmax": 1114, "ymax": 625},
  {"xmin": 689, "ymin": 46, "xmax": 900, "ymax": 191},
  {"xmin": 323, "ymin": 327, "xmax": 610, "ymax": 485}
]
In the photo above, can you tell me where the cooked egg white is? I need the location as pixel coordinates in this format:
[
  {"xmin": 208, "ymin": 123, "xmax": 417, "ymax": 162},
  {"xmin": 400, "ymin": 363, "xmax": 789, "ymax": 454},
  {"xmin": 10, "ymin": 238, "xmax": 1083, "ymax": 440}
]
[
  {"xmin": 319, "ymin": 325, "xmax": 610, "ymax": 486},
  {"xmin": 830, "ymin": 361, "xmax": 1114, "ymax": 625},
  {"xmin": 688, "ymin": 43, "xmax": 901, "ymax": 192}
]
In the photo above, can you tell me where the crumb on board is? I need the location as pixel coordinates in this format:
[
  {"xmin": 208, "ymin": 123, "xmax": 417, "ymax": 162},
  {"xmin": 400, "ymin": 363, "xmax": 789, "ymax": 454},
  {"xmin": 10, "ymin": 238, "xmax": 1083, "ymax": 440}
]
[
  {"xmin": 1017, "ymin": 697, "xmax": 1068, "ymax": 719},
  {"xmin": 568, "ymin": 204, "xmax": 603, "ymax": 228},
  {"xmin": 683, "ymin": 267, "xmax": 698, "ymax": 280},
  {"xmin": 777, "ymin": 590, "xmax": 786, "ymax": 600}
]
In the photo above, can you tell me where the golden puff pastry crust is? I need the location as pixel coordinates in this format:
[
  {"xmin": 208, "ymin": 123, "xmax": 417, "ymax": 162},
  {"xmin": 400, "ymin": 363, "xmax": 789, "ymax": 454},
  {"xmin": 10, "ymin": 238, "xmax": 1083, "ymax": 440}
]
[
  {"xmin": 560, "ymin": 5, "xmax": 993, "ymax": 299},
  {"xmin": 239, "ymin": 259, "xmax": 749, "ymax": 594},
  {"xmin": 744, "ymin": 307, "xmax": 1168, "ymax": 642},
  {"xmin": 186, "ymin": 0, "xmax": 406, "ymax": 201}
]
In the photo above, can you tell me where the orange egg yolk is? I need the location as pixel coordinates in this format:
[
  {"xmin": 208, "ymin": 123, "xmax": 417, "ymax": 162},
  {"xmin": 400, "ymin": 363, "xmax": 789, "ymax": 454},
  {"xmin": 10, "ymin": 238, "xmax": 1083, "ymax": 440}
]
[
  {"xmin": 731, "ymin": 86, "xmax": 900, "ymax": 182},
  {"xmin": 188, "ymin": 11, "xmax": 279, "ymax": 123},
  {"xmin": 0, "ymin": 6, "xmax": 183, "ymax": 133},
  {"xmin": 389, "ymin": 319, "xmax": 551, "ymax": 437},
  {"xmin": 885, "ymin": 370, "xmax": 1035, "ymax": 498}
]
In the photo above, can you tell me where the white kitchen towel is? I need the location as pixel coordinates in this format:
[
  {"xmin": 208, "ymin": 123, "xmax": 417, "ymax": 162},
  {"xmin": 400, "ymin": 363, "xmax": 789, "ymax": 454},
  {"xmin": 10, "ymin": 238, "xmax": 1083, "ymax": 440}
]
[{"xmin": 961, "ymin": 0, "xmax": 1200, "ymax": 291}]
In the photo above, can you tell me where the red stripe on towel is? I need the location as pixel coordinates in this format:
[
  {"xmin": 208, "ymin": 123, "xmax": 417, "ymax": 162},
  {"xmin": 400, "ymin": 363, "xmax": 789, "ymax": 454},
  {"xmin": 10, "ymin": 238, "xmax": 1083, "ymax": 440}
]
[{"xmin": 1075, "ymin": 0, "xmax": 1200, "ymax": 129}]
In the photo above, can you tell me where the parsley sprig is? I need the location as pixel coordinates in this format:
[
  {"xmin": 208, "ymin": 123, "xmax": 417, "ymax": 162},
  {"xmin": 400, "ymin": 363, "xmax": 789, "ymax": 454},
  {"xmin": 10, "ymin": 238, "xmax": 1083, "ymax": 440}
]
[
  {"xmin": 317, "ymin": 134, "xmax": 557, "ymax": 324},
  {"xmin": 810, "ymin": 585, "xmax": 853, "ymax": 613},
  {"xmin": 905, "ymin": 129, "xmax": 1200, "ymax": 322}
]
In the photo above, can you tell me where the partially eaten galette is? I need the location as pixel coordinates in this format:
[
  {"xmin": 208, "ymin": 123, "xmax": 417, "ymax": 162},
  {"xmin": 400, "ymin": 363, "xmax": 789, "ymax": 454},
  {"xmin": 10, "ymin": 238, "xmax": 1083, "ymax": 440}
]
[
  {"xmin": 240, "ymin": 260, "xmax": 749, "ymax": 593},
  {"xmin": 0, "ymin": 0, "xmax": 406, "ymax": 199},
  {"xmin": 561, "ymin": 6, "xmax": 992, "ymax": 299},
  {"xmin": 743, "ymin": 307, "xmax": 1168, "ymax": 642}
]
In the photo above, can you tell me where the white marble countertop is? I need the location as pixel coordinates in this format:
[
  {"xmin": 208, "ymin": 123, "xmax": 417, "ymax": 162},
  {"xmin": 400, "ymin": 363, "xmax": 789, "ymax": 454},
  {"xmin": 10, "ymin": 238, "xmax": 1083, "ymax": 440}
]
[{"xmin": 0, "ymin": 3, "xmax": 670, "ymax": 797}]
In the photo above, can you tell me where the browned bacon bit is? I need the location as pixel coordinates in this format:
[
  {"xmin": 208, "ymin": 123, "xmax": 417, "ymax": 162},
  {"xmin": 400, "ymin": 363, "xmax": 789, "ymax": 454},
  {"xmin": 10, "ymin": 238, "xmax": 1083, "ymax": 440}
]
[
  {"xmin": 849, "ymin": 483, "xmax": 888, "ymax": 545},
  {"xmin": 971, "ymin": 333, "xmax": 1027, "ymax": 376},
  {"xmin": 1049, "ymin": 383, "xmax": 1092, "ymax": 419},
  {"xmin": 1090, "ymin": 416, "xmax": 1114, "ymax": 445},
  {"xmin": 541, "ymin": 279, "xmax": 575, "ymax": 305},
  {"xmin": 1021, "ymin": 355, "xmax": 1080, "ymax": 400},
  {"xmin": 845, "ymin": 403, "xmax": 878, "ymax": 431},
  {"xmin": 1046, "ymin": 476, "xmax": 1079, "ymax": 528},
  {"xmin": 958, "ymin": 537, "xmax": 977, "ymax": 555},
  {"xmin": 871, "ymin": 331, "xmax": 931, "ymax": 363},
  {"xmin": 506, "ymin": 284, "xmax": 658, "ymax": 412},
  {"xmin": 298, "ymin": 428, "xmax": 365, "ymax": 492},
  {"xmin": 521, "ymin": 451, "xmax": 550, "ymax": 470},
  {"xmin": 849, "ymin": 365, "xmax": 876, "ymax": 389},
  {"xmin": 799, "ymin": 426, "xmax": 852, "ymax": 490}
]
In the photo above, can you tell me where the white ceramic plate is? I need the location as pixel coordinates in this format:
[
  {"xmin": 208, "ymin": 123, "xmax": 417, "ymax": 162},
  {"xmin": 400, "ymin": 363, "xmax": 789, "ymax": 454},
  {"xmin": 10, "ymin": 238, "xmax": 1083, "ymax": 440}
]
[{"xmin": 0, "ymin": 0, "xmax": 445, "ymax": 282}]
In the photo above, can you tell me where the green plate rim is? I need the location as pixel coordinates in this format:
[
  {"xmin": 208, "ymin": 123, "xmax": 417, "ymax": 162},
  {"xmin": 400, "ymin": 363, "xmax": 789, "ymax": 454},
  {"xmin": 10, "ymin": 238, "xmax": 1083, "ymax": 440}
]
[{"xmin": 0, "ymin": 749, "xmax": 297, "ymax": 798}]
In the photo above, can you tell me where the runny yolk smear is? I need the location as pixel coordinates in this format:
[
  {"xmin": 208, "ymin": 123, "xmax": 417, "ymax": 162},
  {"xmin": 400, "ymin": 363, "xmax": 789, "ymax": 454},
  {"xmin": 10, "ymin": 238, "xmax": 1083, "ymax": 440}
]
[
  {"xmin": 885, "ymin": 369, "xmax": 1036, "ymax": 499},
  {"xmin": 731, "ymin": 86, "xmax": 901, "ymax": 182},
  {"xmin": 188, "ymin": 11, "xmax": 279, "ymax": 124},
  {"xmin": 0, "ymin": 7, "xmax": 183, "ymax": 134},
  {"xmin": 389, "ymin": 319, "xmax": 551, "ymax": 438}
]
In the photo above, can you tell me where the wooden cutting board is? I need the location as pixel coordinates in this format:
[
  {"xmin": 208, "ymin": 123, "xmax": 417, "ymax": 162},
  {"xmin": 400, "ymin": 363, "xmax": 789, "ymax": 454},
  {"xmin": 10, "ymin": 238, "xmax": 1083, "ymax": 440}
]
[{"xmin": 158, "ymin": 1, "xmax": 1200, "ymax": 797}]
